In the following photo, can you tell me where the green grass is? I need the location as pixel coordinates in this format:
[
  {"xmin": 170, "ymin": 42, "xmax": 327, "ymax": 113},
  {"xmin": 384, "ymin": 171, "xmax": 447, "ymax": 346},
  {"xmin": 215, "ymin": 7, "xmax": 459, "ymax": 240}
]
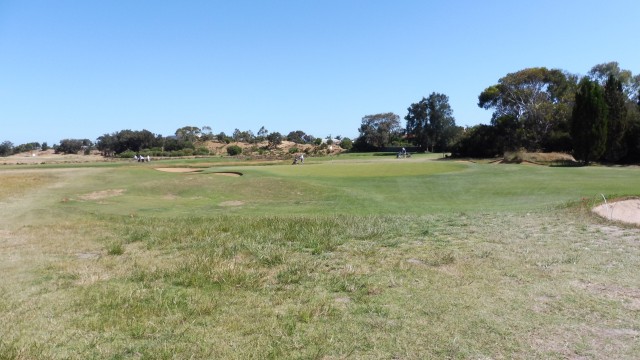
[
  {"xmin": 42, "ymin": 157, "xmax": 640, "ymax": 217},
  {"xmin": 0, "ymin": 155, "xmax": 639, "ymax": 359}
]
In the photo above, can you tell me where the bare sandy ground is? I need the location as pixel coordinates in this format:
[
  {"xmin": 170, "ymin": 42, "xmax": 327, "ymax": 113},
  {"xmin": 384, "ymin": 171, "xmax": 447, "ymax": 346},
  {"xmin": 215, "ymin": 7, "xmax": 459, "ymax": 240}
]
[
  {"xmin": 2, "ymin": 150, "xmax": 105, "ymax": 164},
  {"xmin": 592, "ymin": 199, "xmax": 640, "ymax": 226},
  {"xmin": 154, "ymin": 168, "xmax": 242, "ymax": 176}
]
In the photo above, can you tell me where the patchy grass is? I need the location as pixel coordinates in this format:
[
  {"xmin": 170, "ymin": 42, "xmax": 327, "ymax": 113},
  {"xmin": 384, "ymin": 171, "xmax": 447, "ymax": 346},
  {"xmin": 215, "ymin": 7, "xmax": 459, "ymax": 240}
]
[{"xmin": 1, "ymin": 157, "xmax": 639, "ymax": 359}]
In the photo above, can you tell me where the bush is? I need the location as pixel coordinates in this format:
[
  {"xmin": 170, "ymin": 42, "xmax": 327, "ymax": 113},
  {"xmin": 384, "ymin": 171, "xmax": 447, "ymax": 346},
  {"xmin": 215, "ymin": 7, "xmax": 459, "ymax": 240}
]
[
  {"xmin": 288, "ymin": 147, "xmax": 299, "ymax": 154},
  {"xmin": 195, "ymin": 147, "xmax": 210, "ymax": 155},
  {"xmin": 227, "ymin": 145, "xmax": 242, "ymax": 156},
  {"xmin": 0, "ymin": 141, "xmax": 13, "ymax": 157},
  {"xmin": 119, "ymin": 150, "xmax": 137, "ymax": 159},
  {"xmin": 340, "ymin": 137, "xmax": 353, "ymax": 150},
  {"xmin": 107, "ymin": 242, "xmax": 124, "ymax": 255}
]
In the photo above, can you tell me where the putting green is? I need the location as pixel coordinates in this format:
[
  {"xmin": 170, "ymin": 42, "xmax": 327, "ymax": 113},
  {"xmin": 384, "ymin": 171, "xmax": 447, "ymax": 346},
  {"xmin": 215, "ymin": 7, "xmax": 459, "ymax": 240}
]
[{"xmin": 252, "ymin": 160, "xmax": 468, "ymax": 178}]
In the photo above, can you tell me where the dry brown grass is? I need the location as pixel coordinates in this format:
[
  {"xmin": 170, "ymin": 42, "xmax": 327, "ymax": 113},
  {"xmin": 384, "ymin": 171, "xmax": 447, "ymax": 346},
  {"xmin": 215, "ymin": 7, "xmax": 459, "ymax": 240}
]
[
  {"xmin": 503, "ymin": 150, "xmax": 577, "ymax": 164},
  {"xmin": 0, "ymin": 172, "xmax": 52, "ymax": 200}
]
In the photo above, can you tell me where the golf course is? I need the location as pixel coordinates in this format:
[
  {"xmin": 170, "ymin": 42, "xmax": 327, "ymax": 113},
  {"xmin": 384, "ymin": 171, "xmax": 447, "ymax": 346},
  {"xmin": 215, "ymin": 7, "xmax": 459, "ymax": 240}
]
[{"xmin": 1, "ymin": 153, "xmax": 639, "ymax": 359}]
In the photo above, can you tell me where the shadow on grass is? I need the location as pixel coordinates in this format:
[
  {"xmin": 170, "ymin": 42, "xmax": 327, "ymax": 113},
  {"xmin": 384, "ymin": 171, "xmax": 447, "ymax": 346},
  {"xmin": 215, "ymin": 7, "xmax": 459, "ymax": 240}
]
[{"xmin": 549, "ymin": 161, "xmax": 584, "ymax": 167}]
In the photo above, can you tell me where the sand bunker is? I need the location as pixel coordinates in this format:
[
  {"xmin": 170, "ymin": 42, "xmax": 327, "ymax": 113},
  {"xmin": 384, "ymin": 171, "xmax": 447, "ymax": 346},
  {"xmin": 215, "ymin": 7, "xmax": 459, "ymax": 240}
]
[
  {"xmin": 592, "ymin": 199, "xmax": 640, "ymax": 226},
  {"xmin": 154, "ymin": 168, "xmax": 242, "ymax": 176},
  {"xmin": 212, "ymin": 172, "xmax": 242, "ymax": 177},
  {"xmin": 155, "ymin": 168, "xmax": 203, "ymax": 173}
]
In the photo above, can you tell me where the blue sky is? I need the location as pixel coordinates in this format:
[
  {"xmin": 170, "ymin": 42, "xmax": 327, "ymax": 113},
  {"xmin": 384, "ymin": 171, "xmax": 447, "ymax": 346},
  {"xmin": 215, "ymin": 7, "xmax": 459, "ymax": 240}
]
[{"xmin": 1, "ymin": 0, "xmax": 638, "ymax": 145}]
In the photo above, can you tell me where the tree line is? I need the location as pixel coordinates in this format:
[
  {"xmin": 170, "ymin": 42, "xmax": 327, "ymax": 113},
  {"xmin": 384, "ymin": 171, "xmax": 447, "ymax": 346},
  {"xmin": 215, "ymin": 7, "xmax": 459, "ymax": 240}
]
[
  {"xmin": 459, "ymin": 62, "xmax": 640, "ymax": 163},
  {"xmin": 353, "ymin": 92, "xmax": 463, "ymax": 153},
  {"xmin": 2, "ymin": 62, "xmax": 638, "ymax": 163},
  {"xmin": 353, "ymin": 61, "xmax": 640, "ymax": 164},
  {"xmin": 0, "ymin": 125, "xmax": 352, "ymax": 158}
]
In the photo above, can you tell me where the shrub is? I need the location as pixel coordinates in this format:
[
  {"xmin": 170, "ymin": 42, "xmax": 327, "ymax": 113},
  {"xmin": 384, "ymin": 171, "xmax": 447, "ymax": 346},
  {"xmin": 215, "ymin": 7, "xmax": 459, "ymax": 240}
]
[
  {"xmin": 288, "ymin": 147, "xmax": 299, "ymax": 154},
  {"xmin": 227, "ymin": 145, "xmax": 242, "ymax": 156},
  {"xmin": 107, "ymin": 242, "xmax": 124, "ymax": 255},
  {"xmin": 119, "ymin": 150, "xmax": 136, "ymax": 159},
  {"xmin": 340, "ymin": 137, "xmax": 353, "ymax": 150},
  {"xmin": 195, "ymin": 147, "xmax": 210, "ymax": 155}
]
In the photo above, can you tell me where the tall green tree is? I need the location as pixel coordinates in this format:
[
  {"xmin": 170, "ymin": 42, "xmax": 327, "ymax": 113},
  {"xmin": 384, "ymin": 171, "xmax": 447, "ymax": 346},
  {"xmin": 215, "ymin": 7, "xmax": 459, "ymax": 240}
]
[
  {"xmin": 570, "ymin": 78, "xmax": 608, "ymax": 165},
  {"xmin": 175, "ymin": 126, "xmax": 201, "ymax": 142},
  {"xmin": 256, "ymin": 126, "xmax": 269, "ymax": 142},
  {"xmin": 405, "ymin": 93, "xmax": 457, "ymax": 152},
  {"xmin": 286, "ymin": 130, "xmax": 308, "ymax": 144},
  {"xmin": 478, "ymin": 67, "xmax": 577, "ymax": 151},
  {"xmin": 588, "ymin": 62, "xmax": 640, "ymax": 99},
  {"xmin": 200, "ymin": 125, "xmax": 214, "ymax": 141},
  {"xmin": 356, "ymin": 112, "xmax": 402, "ymax": 148},
  {"xmin": 97, "ymin": 129, "xmax": 159, "ymax": 155},
  {"xmin": 266, "ymin": 132, "xmax": 283, "ymax": 148},
  {"xmin": 0, "ymin": 141, "xmax": 13, "ymax": 156},
  {"xmin": 56, "ymin": 139, "xmax": 92, "ymax": 154},
  {"xmin": 603, "ymin": 75, "xmax": 628, "ymax": 162}
]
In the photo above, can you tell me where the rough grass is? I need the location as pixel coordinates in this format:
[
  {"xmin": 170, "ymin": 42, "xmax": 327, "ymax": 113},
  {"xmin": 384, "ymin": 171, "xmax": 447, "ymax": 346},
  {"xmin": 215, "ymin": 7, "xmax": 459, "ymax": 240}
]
[
  {"xmin": 2, "ymin": 209, "xmax": 639, "ymax": 359},
  {"xmin": 503, "ymin": 150, "xmax": 577, "ymax": 164},
  {"xmin": 1, "ymin": 158, "xmax": 639, "ymax": 359}
]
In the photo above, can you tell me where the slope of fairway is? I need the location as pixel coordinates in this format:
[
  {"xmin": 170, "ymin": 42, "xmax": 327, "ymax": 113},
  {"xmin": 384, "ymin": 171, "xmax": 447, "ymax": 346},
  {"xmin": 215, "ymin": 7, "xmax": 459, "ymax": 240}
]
[
  {"xmin": 250, "ymin": 159, "xmax": 468, "ymax": 178},
  {"xmin": 24, "ymin": 159, "xmax": 638, "ymax": 218},
  {"xmin": 212, "ymin": 160, "xmax": 640, "ymax": 215}
]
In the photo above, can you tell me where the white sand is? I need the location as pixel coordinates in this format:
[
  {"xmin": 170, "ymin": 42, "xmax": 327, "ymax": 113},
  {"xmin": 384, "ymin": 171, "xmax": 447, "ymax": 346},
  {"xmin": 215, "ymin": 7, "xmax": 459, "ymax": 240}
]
[{"xmin": 592, "ymin": 199, "xmax": 640, "ymax": 226}]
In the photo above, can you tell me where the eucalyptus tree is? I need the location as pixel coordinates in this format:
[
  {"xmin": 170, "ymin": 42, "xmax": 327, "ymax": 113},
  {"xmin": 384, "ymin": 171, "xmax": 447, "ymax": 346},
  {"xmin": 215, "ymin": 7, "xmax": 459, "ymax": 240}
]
[
  {"xmin": 588, "ymin": 62, "xmax": 639, "ymax": 99},
  {"xmin": 357, "ymin": 112, "xmax": 402, "ymax": 148},
  {"xmin": 286, "ymin": 130, "xmax": 308, "ymax": 144},
  {"xmin": 405, "ymin": 93, "xmax": 457, "ymax": 152},
  {"xmin": 256, "ymin": 126, "xmax": 269, "ymax": 142},
  {"xmin": 175, "ymin": 126, "xmax": 201, "ymax": 142},
  {"xmin": 478, "ymin": 67, "xmax": 577, "ymax": 151},
  {"xmin": 266, "ymin": 132, "xmax": 283, "ymax": 148}
]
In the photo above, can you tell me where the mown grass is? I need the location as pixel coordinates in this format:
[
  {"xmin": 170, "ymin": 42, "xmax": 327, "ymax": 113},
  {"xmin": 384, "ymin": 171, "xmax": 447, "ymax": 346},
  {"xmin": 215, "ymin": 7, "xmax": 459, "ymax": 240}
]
[
  {"xmin": 1, "ymin": 156, "xmax": 639, "ymax": 359},
  {"xmin": 32, "ymin": 156, "xmax": 640, "ymax": 218}
]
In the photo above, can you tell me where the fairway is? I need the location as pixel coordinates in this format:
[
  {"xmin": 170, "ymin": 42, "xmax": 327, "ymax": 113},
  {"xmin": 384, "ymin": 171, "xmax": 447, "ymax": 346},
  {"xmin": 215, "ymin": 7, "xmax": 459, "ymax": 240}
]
[
  {"xmin": 1, "ymin": 155, "xmax": 639, "ymax": 359},
  {"xmin": 249, "ymin": 158, "xmax": 467, "ymax": 178}
]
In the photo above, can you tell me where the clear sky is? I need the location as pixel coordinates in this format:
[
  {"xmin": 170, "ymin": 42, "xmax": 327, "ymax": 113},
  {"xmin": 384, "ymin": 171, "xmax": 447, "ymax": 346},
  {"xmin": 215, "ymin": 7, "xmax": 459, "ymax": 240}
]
[{"xmin": 1, "ymin": 0, "xmax": 638, "ymax": 145}]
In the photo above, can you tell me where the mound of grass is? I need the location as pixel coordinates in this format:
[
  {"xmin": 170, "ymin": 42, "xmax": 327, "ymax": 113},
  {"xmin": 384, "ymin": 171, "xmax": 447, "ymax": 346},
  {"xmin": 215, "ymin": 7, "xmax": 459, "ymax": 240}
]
[{"xmin": 503, "ymin": 150, "xmax": 577, "ymax": 165}]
